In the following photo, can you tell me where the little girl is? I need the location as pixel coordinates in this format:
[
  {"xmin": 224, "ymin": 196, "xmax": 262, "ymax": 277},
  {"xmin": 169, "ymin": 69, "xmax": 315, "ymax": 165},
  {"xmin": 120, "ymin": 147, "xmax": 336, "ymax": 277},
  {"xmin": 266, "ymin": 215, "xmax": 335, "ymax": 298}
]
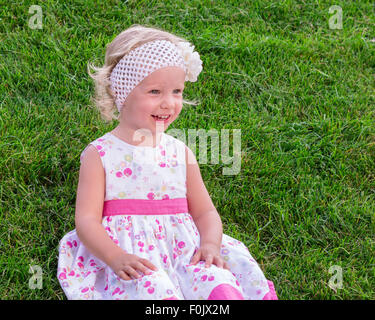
[{"xmin": 57, "ymin": 24, "xmax": 278, "ymax": 300}]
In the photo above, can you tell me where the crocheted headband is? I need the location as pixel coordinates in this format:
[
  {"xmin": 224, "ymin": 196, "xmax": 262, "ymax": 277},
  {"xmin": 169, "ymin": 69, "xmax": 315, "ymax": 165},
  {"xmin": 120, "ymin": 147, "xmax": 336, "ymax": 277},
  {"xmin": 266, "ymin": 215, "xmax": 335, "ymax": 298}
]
[{"xmin": 110, "ymin": 39, "xmax": 203, "ymax": 112}]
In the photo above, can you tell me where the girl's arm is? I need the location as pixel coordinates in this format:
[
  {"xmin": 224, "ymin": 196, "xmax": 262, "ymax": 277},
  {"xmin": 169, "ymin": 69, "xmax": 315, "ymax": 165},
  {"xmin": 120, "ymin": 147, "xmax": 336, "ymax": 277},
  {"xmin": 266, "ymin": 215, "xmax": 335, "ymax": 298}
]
[
  {"xmin": 75, "ymin": 145, "xmax": 124, "ymax": 265},
  {"xmin": 185, "ymin": 145, "xmax": 229, "ymax": 269},
  {"xmin": 75, "ymin": 145, "xmax": 157, "ymax": 279}
]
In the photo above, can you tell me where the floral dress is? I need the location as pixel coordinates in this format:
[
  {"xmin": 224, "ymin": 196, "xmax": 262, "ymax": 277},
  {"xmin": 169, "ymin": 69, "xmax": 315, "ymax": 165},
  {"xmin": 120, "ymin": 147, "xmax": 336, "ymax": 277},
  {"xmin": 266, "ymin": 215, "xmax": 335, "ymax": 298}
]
[{"xmin": 57, "ymin": 131, "xmax": 278, "ymax": 300}]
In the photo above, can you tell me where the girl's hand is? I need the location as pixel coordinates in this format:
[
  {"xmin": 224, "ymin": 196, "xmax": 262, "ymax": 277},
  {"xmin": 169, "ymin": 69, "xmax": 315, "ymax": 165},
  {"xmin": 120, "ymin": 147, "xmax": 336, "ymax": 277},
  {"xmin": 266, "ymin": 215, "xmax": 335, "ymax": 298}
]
[
  {"xmin": 108, "ymin": 252, "xmax": 158, "ymax": 281},
  {"xmin": 190, "ymin": 243, "xmax": 230, "ymax": 270}
]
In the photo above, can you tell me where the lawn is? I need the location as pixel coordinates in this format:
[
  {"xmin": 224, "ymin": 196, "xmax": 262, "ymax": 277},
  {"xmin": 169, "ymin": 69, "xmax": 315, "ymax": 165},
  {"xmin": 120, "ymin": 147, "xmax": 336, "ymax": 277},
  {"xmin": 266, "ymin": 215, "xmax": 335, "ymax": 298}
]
[{"xmin": 0, "ymin": 0, "xmax": 374, "ymax": 299}]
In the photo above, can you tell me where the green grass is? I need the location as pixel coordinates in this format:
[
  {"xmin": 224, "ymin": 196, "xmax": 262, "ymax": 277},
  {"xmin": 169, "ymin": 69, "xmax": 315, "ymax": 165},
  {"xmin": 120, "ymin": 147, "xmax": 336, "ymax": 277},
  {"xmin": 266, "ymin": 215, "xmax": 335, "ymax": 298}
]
[{"xmin": 1, "ymin": 0, "xmax": 374, "ymax": 299}]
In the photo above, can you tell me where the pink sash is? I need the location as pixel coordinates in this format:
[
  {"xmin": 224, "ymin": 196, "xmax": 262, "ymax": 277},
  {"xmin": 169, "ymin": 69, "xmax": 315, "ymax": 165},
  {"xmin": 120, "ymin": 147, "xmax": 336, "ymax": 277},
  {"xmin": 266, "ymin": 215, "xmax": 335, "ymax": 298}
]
[{"xmin": 103, "ymin": 198, "xmax": 189, "ymax": 216}]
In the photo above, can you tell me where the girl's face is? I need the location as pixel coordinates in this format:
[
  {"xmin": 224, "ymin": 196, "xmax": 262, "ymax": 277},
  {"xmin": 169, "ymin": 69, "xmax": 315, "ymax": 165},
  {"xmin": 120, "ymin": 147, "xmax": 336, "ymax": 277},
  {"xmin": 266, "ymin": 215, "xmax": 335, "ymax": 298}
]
[{"xmin": 119, "ymin": 66, "xmax": 185, "ymax": 136}]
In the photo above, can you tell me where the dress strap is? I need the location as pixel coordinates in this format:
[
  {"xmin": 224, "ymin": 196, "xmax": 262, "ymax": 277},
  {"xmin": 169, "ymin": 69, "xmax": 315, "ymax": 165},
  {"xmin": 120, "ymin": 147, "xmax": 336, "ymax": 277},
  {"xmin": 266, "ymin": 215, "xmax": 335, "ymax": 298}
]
[{"xmin": 103, "ymin": 198, "xmax": 189, "ymax": 216}]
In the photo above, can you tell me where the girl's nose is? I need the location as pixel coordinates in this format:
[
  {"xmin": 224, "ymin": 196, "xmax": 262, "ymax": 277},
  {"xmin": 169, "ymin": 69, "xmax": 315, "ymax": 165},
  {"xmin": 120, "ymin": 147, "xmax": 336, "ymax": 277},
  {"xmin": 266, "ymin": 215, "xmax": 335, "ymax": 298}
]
[{"xmin": 161, "ymin": 94, "xmax": 174, "ymax": 109}]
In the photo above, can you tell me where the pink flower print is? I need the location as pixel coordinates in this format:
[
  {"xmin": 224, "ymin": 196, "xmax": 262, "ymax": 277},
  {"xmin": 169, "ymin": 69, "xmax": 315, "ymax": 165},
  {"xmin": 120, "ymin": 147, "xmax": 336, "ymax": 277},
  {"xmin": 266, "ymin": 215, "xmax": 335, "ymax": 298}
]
[
  {"xmin": 159, "ymin": 162, "xmax": 166, "ymax": 167},
  {"xmin": 193, "ymin": 268, "xmax": 200, "ymax": 273},
  {"xmin": 162, "ymin": 194, "xmax": 169, "ymax": 200},
  {"xmin": 81, "ymin": 287, "xmax": 89, "ymax": 293},
  {"xmin": 78, "ymin": 262, "xmax": 84, "ymax": 269},
  {"xmin": 78, "ymin": 256, "xmax": 84, "ymax": 262},
  {"xmin": 144, "ymin": 281, "xmax": 151, "ymax": 288},
  {"xmin": 59, "ymin": 272, "xmax": 67, "ymax": 280},
  {"xmin": 138, "ymin": 241, "xmax": 144, "ymax": 248},
  {"xmin": 161, "ymin": 150, "xmax": 166, "ymax": 156},
  {"xmin": 68, "ymin": 270, "xmax": 75, "ymax": 276},
  {"xmin": 96, "ymin": 145, "xmax": 105, "ymax": 157},
  {"xmin": 177, "ymin": 241, "xmax": 185, "ymax": 249},
  {"xmin": 159, "ymin": 226, "xmax": 163, "ymax": 232},
  {"xmin": 201, "ymin": 275, "xmax": 207, "ymax": 281},
  {"xmin": 112, "ymin": 287, "xmax": 120, "ymax": 296},
  {"xmin": 147, "ymin": 192, "xmax": 155, "ymax": 200},
  {"xmin": 148, "ymin": 245, "xmax": 154, "ymax": 251},
  {"xmin": 123, "ymin": 168, "xmax": 132, "ymax": 177},
  {"xmin": 147, "ymin": 287, "xmax": 155, "ymax": 294},
  {"xmin": 236, "ymin": 280, "xmax": 240, "ymax": 286},
  {"xmin": 73, "ymin": 240, "xmax": 77, "ymax": 247},
  {"xmin": 208, "ymin": 276, "xmax": 215, "ymax": 281},
  {"xmin": 116, "ymin": 171, "xmax": 123, "ymax": 178},
  {"xmin": 66, "ymin": 241, "xmax": 72, "ymax": 248}
]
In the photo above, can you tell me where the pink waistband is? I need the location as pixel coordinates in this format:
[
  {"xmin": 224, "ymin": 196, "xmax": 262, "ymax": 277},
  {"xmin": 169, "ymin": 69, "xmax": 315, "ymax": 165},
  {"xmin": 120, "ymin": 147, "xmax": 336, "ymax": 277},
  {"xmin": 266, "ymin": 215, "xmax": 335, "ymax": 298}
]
[{"xmin": 102, "ymin": 198, "xmax": 189, "ymax": 216}]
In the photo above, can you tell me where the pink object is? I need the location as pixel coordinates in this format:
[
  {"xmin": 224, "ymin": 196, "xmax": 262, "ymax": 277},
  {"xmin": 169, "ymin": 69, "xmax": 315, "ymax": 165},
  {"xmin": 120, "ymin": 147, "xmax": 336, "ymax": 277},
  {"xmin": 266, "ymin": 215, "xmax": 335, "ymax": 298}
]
[
  {"xmin": 262, "ymin": 281, "xmax": 278, "ymax": 300},
  {"xmin": 59, "ymin": 273, "xmax": 66, "ymax": 280},
  {"xmin": 102, "ymin": 198, "xmax": 188, "ymax": 216},
  {"xmin": 207, "ymin": 284, "xmax": 244, "ymax": 300}
]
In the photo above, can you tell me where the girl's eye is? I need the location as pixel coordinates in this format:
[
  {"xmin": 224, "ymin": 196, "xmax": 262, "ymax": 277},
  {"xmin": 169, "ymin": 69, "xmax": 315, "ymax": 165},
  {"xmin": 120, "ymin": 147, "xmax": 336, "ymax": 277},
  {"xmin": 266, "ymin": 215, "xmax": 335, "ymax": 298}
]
[{"xmin": 149, "ymin": 89, "xmax": 183, "ymax": 94}]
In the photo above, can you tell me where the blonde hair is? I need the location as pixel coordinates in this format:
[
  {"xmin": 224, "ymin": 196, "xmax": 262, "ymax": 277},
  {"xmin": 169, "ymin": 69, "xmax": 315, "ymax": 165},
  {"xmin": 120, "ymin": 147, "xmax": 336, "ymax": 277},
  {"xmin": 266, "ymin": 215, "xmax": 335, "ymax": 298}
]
[{"xmin": 87, "ymin": 24, "xmax": 200, "ymax": 123}]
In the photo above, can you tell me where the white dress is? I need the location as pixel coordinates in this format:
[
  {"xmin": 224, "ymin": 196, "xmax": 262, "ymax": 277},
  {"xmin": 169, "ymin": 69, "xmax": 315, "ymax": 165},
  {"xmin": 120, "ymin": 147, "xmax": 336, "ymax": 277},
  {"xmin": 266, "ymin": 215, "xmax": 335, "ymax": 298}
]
[{"xmin": 57, "ymin": 131, "xmax": 278, "ymax": 300}]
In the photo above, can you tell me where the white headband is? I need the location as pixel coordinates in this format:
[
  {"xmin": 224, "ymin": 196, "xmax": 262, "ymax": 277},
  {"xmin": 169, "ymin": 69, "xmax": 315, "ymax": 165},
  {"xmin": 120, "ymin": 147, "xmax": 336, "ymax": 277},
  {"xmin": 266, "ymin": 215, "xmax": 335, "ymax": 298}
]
[{"xmin": 110, "ymin": 39, "xmax": 203, "ymax": 112}]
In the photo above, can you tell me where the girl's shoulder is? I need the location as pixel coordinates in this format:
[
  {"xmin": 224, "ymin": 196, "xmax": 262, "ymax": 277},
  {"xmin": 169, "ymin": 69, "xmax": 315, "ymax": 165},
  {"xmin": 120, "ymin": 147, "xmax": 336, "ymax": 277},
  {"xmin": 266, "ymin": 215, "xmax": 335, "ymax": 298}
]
[{"xmin": 79, "ymin": 132, "xmax": 111, "ymax": 164}]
